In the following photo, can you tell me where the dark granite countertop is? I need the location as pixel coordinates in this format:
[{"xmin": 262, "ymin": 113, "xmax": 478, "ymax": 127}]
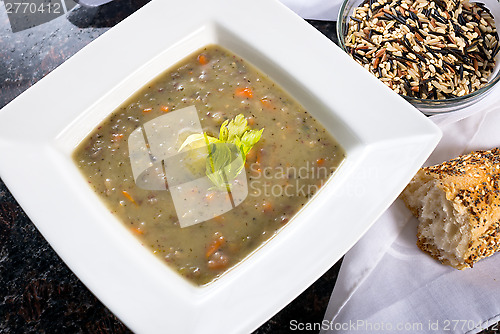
[{"xmin": 0, "ymin": 1, "xmax": 497, "ymax": 333}]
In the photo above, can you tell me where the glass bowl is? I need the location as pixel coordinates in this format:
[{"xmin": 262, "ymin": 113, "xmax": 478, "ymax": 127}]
[{"xmin": 337, "ymin": 0, "xmax": 500, "ymax": 115}]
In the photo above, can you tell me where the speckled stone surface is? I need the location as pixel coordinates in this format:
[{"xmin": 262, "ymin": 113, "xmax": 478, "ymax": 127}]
[{"xmin": 0, "ymin": 1, "xmax": 497, "ymax": 333}]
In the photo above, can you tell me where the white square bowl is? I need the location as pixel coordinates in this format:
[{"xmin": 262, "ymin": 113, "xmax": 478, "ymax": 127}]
[{"xmin": 0, "ymin": 0, "xmax": 441, "ymax": 332}]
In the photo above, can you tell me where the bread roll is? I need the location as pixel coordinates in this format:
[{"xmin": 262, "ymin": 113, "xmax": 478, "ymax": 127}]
[{"xmin": 400, "ymin": 148, "xmax": 500, "ymax": 269}]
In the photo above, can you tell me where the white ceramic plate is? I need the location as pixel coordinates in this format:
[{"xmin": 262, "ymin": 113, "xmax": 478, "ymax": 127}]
[{"xmin": 0, "ymin": 0, "xmax": 441, "ymax": 332}]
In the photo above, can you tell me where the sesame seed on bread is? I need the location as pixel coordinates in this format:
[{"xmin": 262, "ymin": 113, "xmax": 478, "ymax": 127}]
[{"xmin": 400, "ymin": 148, "xmax": 500, "ymax": 269}]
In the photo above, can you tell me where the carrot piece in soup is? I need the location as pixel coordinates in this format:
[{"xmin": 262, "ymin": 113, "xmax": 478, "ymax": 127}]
[
  {"xmin": 213, "ymin": 215, "xmax": 226, "ymax": 224},
  {"xmin": 246, "ymin": 116, "xmax": 255, "ymax": 126},
  {"xmin": 122, "ymin": 190, "xmax": 137, "ymax": 205},
  {"xmin": 131, "ymin": 227, "xmax": 144, "ymax": 235},
  {"xmin": 205, "ymin": 192, "xmax": 216, "ymax": 202},
  {"xmin": 261, "ymin": 200, "xmax": 273, "ymax": 213},
  {"xmin": 245, "ymin": 148, "xmax": 257, "ymax": 164},
  {"xmin": 260, "ymin": 98, "xmax": 273, "ymax": 108},
  {"xmin": 206, "ymin": 235, "xmax": 226, "ymax": 258},
  {"xmin": 235, "ymin": 87, "xmax": 253, "ymax": 98},
  {"xmin": 198, "ymin": 54, "xmax": 208, "ymax": 65},
  {"xmin": 256, "ymin": 148, "xmax": 264, "ymax": 164}
]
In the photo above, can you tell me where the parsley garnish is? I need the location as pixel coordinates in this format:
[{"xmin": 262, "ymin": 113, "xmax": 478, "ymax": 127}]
[{"xmin": 179, "ymin": 114, "xmax": 263, "ymax": 190}]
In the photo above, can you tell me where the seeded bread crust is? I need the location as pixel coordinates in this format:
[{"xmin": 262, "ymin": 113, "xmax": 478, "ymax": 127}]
[{"xmin": 400, "ymin": 148, "xmax": 500, "ymax": 269}]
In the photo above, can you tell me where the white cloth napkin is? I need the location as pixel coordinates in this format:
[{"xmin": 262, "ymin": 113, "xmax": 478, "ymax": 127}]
[
  {"xmin": 322, "ymin": 86, "xmax": 500, "ymax": 334},
  {"xmin": 278, "ymin": 0, "xmax": 341, "ymax": 20}
]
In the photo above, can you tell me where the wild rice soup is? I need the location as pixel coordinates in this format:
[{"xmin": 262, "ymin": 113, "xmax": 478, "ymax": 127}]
[{"xmin": 73, "ymin": 45, "xmax": 345, "ymax": 285}]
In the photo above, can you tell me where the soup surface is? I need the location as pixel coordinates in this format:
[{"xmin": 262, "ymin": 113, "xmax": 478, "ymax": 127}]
[{"xmin": 73, "ymin": 45, "xmax": 345, "ymax": 285}]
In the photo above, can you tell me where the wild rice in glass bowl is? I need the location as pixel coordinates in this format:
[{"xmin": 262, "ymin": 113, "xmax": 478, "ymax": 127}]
[{"xmin": 337, "ymin": 0, "xmax": 500, "ymax": 115}]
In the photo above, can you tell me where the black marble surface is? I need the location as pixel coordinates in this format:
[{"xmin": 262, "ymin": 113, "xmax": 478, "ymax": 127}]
[{"xmin": 0, "ymin": 1, "xmax": 497, "ymax": 333}]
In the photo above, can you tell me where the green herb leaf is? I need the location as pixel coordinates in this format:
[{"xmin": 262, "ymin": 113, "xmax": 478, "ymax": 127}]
[
  {"xmin": 240, "ymin": 128, "xmax": 264, "ymax": 156},
  {"xmin": 178, "ymin": 133, "xmax": 218, "ymax": 152},
  {"xmin": 178, "ymin": 114, "xmax": 264, "ymax": 190},
  {"xmin": 205, "ymin": 142, "xmax": 243, "ymax": 191},
  {"xmin": 219, "ymin": 120, "xmax": 229, "ymax": 142},
  {"xmin": 225, "ymin": 114, "xmax": 249, "ymax": 141}
]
